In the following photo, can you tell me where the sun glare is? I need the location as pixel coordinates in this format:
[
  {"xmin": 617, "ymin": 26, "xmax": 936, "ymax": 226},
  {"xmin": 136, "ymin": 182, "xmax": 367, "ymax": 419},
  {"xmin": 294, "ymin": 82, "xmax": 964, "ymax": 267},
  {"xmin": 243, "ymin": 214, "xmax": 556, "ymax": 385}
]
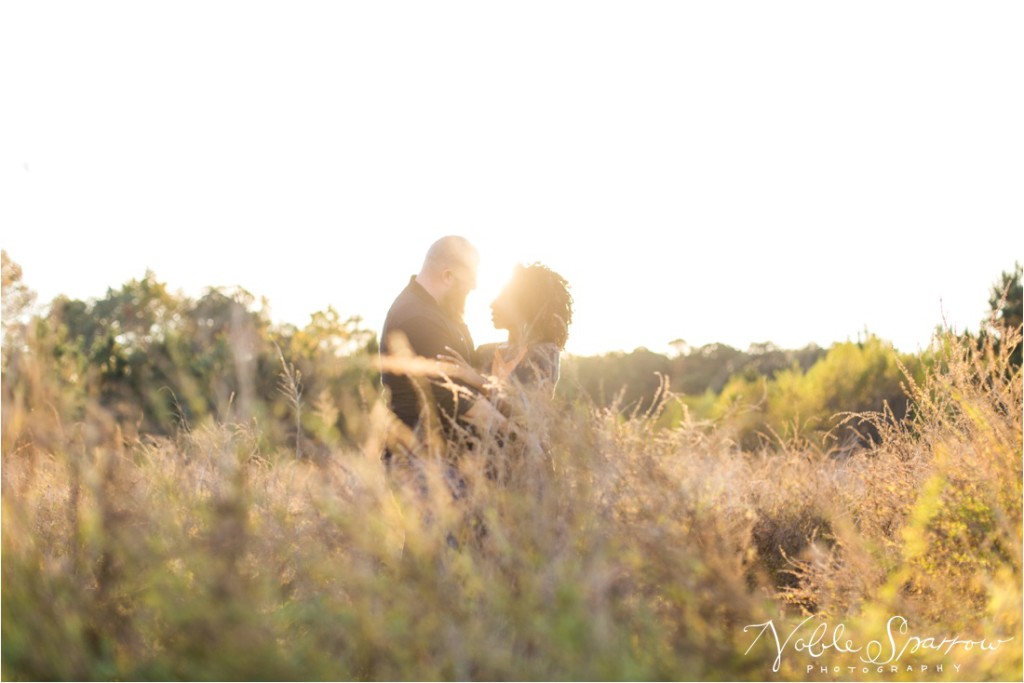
[{"xmin": 464, "ymin": 244, "xmax": 520, "ymax": 349}]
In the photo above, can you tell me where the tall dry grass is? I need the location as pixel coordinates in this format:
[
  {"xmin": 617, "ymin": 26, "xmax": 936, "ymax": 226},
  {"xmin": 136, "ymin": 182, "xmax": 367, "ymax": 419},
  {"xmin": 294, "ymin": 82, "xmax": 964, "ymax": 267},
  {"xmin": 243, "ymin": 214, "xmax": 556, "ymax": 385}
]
[{"xmin": 2, "ymin": 328, "xmax": 1021, "ymax": 680}]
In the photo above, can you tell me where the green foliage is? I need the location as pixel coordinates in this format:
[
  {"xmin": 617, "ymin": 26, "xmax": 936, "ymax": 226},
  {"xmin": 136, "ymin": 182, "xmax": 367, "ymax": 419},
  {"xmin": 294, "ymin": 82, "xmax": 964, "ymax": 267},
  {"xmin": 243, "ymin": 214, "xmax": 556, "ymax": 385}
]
[
  {"xmin": 1, "ymin": 249, "xmax": 37, "ymax": 368},
  {"xmin": 673, "ymin": 341, "xmax": 826, "ymax": 396},
  {"xmin": 559, "ymin": 264, "xmax": 1022, "ymax": 455},
  {"xmin": 985, "ymin": 262, "xmax": 1022, "ymax": 368},
  {"xmin": 768, "ymin": 336, "xmax": 922, "ymax": 449},
  {"xmin": 559, "ymin": 347, "xmax": 670, "ymax": 413},
  {"xmin": 566, "ymin": 336, "xmax": 919, "ymax": 452},
  {"xmin": 3, "ymin": 329, "xmax": 1020, "ymax": 681},
  {"xmin": 679, "ymin": 337, "xmax": 921, "ymax": 454},
  {"xmin": 2, "ymin": 268, "xmax": 377, "ymax": 455},
  {"xmin": 988, "ymin": 262, "xmax": 1023, "ymax": 332},
  {"xmin": 561, "ymin": 341, "xmax": 826, "ymax": 428},
  {"xmin": 2, "ymin": 258, "xmax": 1022, "ymax": 680}
]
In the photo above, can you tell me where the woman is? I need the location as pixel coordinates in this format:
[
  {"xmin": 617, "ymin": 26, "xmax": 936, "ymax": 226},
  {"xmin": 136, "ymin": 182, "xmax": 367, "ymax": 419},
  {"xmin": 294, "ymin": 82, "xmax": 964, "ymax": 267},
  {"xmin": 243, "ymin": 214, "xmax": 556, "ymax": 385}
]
[{"xmin": 441, "ymin": 263, "xmax": 573, "ymax": 412}]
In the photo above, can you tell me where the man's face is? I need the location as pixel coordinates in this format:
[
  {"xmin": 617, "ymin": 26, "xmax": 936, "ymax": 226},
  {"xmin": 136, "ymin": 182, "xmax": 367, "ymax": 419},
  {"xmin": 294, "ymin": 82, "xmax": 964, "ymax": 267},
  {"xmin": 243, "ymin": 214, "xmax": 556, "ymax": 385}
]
[{"xmin": 441, "ymin": 260, "xmax": 478, "ymax": 317}]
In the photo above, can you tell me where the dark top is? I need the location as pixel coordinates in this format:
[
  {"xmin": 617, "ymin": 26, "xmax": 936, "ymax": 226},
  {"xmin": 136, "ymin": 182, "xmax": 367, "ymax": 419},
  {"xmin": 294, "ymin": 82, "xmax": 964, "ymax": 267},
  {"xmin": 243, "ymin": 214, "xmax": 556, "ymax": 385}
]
[
  {"xmin": 476, "ymin": 341, "xmax": 561, "ymax": 393},
  {"xmin": 380, "ymin": 276, "xmax": 477, "ymax": 434}
]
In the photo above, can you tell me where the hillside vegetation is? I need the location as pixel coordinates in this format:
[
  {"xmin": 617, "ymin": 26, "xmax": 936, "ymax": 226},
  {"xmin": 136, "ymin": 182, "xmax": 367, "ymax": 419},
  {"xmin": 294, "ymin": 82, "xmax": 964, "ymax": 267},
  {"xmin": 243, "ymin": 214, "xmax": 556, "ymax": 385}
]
[{"xmin": 2, "ymin": 254, "xmax": 1021, "ymax": 680}]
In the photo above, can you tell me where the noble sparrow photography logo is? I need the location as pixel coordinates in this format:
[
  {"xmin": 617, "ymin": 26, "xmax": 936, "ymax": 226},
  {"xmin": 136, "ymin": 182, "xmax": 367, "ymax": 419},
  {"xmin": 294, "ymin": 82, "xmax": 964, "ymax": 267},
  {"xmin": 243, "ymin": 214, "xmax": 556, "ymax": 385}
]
[{"xmin": 743, "ymin": 615, "xmax": 1015, "ymax": 676}]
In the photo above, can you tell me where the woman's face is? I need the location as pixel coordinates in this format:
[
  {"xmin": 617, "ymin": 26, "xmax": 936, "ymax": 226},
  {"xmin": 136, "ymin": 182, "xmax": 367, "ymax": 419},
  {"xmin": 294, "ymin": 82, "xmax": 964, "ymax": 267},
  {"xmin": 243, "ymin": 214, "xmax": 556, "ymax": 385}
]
[{"xmin": 490, "ymin": 285, "xmax": 520, "ymax": 331}]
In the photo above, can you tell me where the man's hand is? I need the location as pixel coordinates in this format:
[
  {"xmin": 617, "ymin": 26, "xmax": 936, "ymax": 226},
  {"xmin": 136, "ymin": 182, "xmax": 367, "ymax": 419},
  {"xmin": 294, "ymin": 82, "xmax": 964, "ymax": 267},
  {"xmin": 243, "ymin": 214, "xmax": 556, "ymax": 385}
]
[{"xmin": 437, "ymin": 345, "xmax": 489, "ymax": 392}]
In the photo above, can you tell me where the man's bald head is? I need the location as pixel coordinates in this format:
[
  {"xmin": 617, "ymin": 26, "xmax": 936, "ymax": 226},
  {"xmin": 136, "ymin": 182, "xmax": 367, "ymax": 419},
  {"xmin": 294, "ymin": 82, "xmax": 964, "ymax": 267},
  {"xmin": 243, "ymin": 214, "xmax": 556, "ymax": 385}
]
[
  {"xmin": 416, "ymin": 236, "xmax": 479, "ymax": 318},
  {"xmin": 421, "ymin": 235, "xmax": 479, "ymax": 276}
]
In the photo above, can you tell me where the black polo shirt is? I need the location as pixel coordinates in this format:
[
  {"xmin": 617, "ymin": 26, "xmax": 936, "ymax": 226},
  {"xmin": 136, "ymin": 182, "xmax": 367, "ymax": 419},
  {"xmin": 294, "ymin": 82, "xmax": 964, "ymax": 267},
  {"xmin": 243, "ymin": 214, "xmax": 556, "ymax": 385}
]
[{"xmin": 380, "ymin": 276, "xmax": 477, "ymax": 433}]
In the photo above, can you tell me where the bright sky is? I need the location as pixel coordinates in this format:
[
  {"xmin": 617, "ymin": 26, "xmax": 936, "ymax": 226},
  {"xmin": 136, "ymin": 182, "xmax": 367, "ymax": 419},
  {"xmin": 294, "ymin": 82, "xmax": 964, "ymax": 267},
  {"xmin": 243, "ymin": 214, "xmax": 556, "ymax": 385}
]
[{"xmin": 2, "ymin": 2, "xmax": 1021, "ymax": 356}]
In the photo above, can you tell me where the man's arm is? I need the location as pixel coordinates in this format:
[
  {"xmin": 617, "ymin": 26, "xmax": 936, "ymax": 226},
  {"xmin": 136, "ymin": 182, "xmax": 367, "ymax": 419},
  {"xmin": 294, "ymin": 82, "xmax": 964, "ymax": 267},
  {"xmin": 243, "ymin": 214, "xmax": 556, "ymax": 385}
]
[{"xmin": 397, "ymin": 314, "xmax": 479, "ymax": 423}]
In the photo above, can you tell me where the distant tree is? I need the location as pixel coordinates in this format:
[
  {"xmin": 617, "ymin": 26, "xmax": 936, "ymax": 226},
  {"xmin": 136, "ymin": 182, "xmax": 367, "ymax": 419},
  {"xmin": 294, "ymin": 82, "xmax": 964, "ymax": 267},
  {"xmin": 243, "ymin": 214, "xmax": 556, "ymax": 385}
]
[
  {"xmin": 988, "ymin": 262, "xmax": 1023, "ymax": 330},
  {"xmin": 668, "ymin": 338, "xmax": 691, "ymax": 357},
  {"xmin": 740, "ymin": 341, "xmax": 825, "ymax": 381},
  {"xmin": 561, "ymin": 348, "xmax": 670, "ymax": 412},
  {"xmin": 747, "ymin": 341, "xmax": 779, "ymax": 356},
  {"xmin": 710, "ymin": 335, "xmax": 922, "ymax": 451},
  {"xmin": 985, "ymin": 262, "xmax": 1022, "ymax": 368},
  {"xmin": 273, "ymin": 307, "xmax": 378, "ymax": 449},
  {"xmin": 1, "ymin": 251, "xmax": 37, "ymax": 359},
  {"xmin": 669, "ymin": 342, "xmax": 745, "ymax": 395},
  {"xmin": 569, "ymin": 340, "xmax": 827, "ymax": 415},
  {"xmin": 32, "ymin": 271, "xmax": 379, "ymax": 446},
  {"xmin": 666, "ymin": 341, "xmax": 825, "ymax": 397}
]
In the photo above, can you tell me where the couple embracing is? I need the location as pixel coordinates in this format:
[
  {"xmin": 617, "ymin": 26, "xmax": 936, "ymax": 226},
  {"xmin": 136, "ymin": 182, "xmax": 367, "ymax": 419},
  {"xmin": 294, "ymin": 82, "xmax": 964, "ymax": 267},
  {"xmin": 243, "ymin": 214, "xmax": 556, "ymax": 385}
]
[{"xmin": 379, "ymin": 235, "xmax": 572, "ymax": 471}]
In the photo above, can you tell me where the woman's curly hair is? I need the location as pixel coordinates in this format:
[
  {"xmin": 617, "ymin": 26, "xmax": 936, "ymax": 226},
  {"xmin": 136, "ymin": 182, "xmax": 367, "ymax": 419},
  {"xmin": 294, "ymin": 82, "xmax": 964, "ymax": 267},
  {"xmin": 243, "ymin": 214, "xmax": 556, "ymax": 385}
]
[{"xmin": 508, "ymin": 263, "xmax": 573, "ymax": 349}]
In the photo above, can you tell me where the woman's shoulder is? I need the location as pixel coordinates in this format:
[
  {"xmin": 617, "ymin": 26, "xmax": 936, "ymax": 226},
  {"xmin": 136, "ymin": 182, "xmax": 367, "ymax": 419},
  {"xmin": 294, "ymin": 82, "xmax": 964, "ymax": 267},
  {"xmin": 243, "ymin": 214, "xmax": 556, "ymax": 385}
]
[
  {"xmin": 516, "ymin": 342, "xmax": 561, "ymax": 386},
  {"xmin": 526, "ymin": 342, "xmax": 560, "ymax": 364},
  {"xmin": 474, "ymin": 342, "xmax": 504, "ymax": 370},
  {"xmin": 475, "ymin": 341, "xmax": 561, "ymax": 383}
]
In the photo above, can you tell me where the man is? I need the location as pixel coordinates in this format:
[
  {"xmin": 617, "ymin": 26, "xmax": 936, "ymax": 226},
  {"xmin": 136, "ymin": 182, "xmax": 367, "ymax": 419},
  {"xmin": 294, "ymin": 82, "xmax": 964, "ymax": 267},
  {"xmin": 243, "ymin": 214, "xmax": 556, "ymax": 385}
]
[{"xmin": 380, "ymin": 236, "xmax": 483, "ymax": 463}]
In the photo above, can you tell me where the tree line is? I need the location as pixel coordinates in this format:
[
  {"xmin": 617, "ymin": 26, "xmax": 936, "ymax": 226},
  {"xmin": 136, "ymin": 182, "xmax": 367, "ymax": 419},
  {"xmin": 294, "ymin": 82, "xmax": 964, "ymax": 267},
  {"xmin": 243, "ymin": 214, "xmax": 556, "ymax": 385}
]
[{"xmin": 3, "ymin": 251, "xmax": 1020, "ymax": 455}]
